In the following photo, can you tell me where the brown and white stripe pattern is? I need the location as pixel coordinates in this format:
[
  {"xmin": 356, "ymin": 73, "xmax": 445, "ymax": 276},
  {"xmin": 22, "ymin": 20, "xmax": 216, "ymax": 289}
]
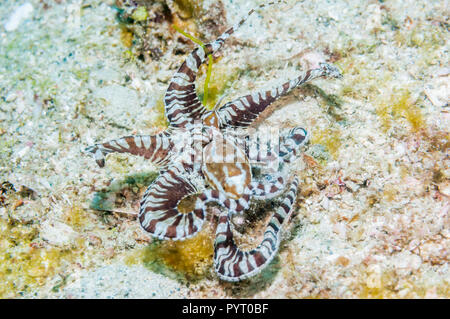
[
  {"xmin": 279, "ymin": 127, "xmax": 310, "ymax": 163},
  {"xmin": 164, "ymin": 2, "xmax": 283, "ymax": 128},
  {"xmin": 217, "ymin": 63, "xmax": 343, "ymax": 128},
  {"xmin": 138, "ymin": 168, "xmax": 252, "ymax": 240},
  {"xmin": 250, "ymin": 175, "xmax": 286, "ymax": 200},
  {"xmin": 246, "ymin": 126, "xmax": 310, "ymax": 166},
  {"xmin": 198, "ymin": 188, "xmax": 252, "ymax": 215},
  {"xmin": 138, "ymin": 167, "xmax": 204, "ymax": 240},
  {"xmin": 214, "ymin": 176, "xmax": 299, "ymax": 281},
  {"xmin": 85, "ymin": 132, "xmax": 173, "ymax": 168}
]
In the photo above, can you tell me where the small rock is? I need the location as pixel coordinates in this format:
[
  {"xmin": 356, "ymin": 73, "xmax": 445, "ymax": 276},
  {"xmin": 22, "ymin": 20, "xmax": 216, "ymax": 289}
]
[
  {"xmin": 95, "ymin": 84, "xmax": 139, "ymax": 126},
  {"xmin": 88, "ymin": 234, "xmax": 102, "ymax": 246},
  {"xmin": 15, "ymin": 145, "xmax": 31, "ymax": 159},
  {"xmin": 92, "ymin": 68, "xmax": 121, "ymax": 83},
  {"xmin": 102, "ymin": 247, "xmax": 115, "ymax": 259},
  {"xmin": 4, "ymin": 3, "xmax": 33, "ymax": 32},
  {"xmin": 95, "ymin": 84, "xmax": 138, "ymax": 109},
  {"xmin": 438, "ymin": 181, "xmax": 450, "ymax": 197},
  {"xmin": 335, "ymin": 256, "xmax": 350, "ymax": 266},
  {"xmin": 156, "ymin": 70, "xmax": 173, "ymax": 83},
  {"xmin": 41, "ymin": 220, "xmax": 78, "ymax": 247},
  {"xmin": 424, "ymin": 75, "xmax": 449, "ymax": 107},
  {"xmin": 345, "ymin": 180, "xmax": 360, "ymax": 193},
  {"xmin": 5, "ymin": 92, "xmax": 18, "ymax": 102},
  {"xmin": 299, "ymin": 51, "xmax": 327, "ymax": 70},
  {"xmin": 12, "ymin": 199, "xmax": 24, "ymax": 210}
]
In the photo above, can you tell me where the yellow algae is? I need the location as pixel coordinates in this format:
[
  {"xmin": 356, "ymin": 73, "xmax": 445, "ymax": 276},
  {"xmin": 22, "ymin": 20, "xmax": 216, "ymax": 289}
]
[
  {"xmin": 171, "ymin": 13, "xmax": 200, "ymax": 40},
  {"xmin": 376, "ymin": 90, "xmax": 425, "ymax": 133},
  {"xmin": 393, "ymin": 30, "xmax": 408, "ymax": 47},
  {"xmin": 336, "ymin": 47, "xmax": 397, "ymax": 104},
  {"xmin": 198, "ymin": 63, "xmax": 241, "ymax": 109},
  {"xmin": 108, "ymin": 156, "xmax": 132, "ymax": 175},
  {"xmin": 310, "ymin": 128, "xmax": 342, "ymax": 159},
  {"xmin": 382, "ymin": 184, "xmax": 398, "ymax": 202},
  {"xmin": 358, "ymin": 275, "xmax": 449, "ymax": 299},
  {"xmin": 169, "ymin": 23, "xmax": 241, "ymax": 110},
  {"xmin": 126, "ymin": 225, "xmax": 214, "ymax": 281},
  {"xmin": 0, "ymin": 218, "xmax": 87, "ymax": 298},
  {"xmin": 131, "ymin": 6, "xmax": 148, "ymax": 22},
  {"xmin": 120, "ymin": 27, "xmax": 133, "ymax": 48},
  {"xmin": 154, "ymin": 227, "xmax": 214, "ymax": 278},
  {"xmin": 357, "ymin": 267, "xmax": 401, "ymax": 298},
  {"xmin": 341, "ymin": 85, "xmax": 358, "ymax": 98},
  {"xmin": 407, "ymin": 23, "xmax": 446, "ymax": 50},
  {"xmin": 172, "ymin": 23, "xmax": 205, "ymax": 47},
  {"xmin": 63, "ymin": 205, "xmax": 90, "ymax": 232},
  {"xmin": 154, "ymin": 97, "xmax": 169, "ymax": 128},
  {"xmin": 400, "ymin": 165, "xmax": 410, "ymax": 180}
]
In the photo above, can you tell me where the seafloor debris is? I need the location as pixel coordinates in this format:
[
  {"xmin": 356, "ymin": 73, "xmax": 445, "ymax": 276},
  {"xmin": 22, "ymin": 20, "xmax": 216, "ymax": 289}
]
[
  {"xmin": 0, "ymin": 181, "xmax": 37, "ymax": 208},
  {"xmin": 0, "ymin": 181, "xmax": 16, "ymax": 207},
  {"xmin": 114, "ymin": 0, "xmax": 227, "ymax": 63},
  {"xmin": 424, "ymin": 73, "xmax": 449, "ymax": 107}
]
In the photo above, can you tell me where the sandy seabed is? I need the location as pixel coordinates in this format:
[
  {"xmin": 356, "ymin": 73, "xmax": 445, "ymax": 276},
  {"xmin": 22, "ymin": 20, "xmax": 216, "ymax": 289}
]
[{"xmin": 0, "ymin": 0, "xmax": 448, "ymax": 298}]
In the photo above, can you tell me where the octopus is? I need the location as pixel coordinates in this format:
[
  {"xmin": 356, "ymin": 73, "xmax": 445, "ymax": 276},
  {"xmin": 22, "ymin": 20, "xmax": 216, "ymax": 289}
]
[{"xmin": 86, "ymin": 2, "xmax": 342, "ymax": 281}]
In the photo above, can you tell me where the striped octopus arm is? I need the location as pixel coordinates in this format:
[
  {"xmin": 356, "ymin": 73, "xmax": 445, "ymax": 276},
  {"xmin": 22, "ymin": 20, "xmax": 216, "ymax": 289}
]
[
  {"xmin": 164, "ymin": 2, "xmax": 281, "ymax": 128},
  {"xmin": 278, "ymin": 127, "xmax": 310, "ymax": 163},
  {"xmin": 216, "ymin": 63, "xmax": 343, "ymax": 128},
  {"xmin": 249, "ymin": 175, "xmax": 286, "ymax": 200},
  {"xmin": 85, "ymin": 132, "xmax": 173, "ymax": 168},
  {"xmin": 138, "ymin": 166, "xmax": 251, "ymax": 240},
  {"xmin": 213, "ymin": 176, "xmax": 299, "ymax": 281},
  {"xmin": 138, "ymin": 167, "xmax": 207, "ymax": 240}
]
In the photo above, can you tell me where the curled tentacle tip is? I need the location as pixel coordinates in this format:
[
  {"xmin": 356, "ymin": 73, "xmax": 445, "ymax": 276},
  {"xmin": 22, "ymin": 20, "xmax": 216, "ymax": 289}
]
[
  {"xmin": 84, "ymin": 145, "xmax": 106, "ymax": 167},
  {"xmin": 84, "ymin": 145, "xmax": 95, "ymax": 154},
  {"xmin": 319, "ymin": 62, "xmax": 343, "ymax": 79}
]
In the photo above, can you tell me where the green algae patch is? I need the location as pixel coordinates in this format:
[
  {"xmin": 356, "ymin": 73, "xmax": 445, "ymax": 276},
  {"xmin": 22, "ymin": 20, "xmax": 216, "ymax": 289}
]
[
  {"xmin": 377, "ymin": 90, "xmax": 425, "ymax": 133},
  {"xmin": 125, "ymin": 224, "xmax": 214, "ymax": 282}
]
